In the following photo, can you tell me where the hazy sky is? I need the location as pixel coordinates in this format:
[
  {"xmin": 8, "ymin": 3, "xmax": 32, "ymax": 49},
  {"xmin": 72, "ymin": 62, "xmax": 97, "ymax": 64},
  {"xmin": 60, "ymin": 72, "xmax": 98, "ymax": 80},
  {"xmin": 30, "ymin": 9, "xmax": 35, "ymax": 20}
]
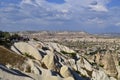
[{"xmin": 0, "ymin": 0, "xmax": 120, "ymax": 33}]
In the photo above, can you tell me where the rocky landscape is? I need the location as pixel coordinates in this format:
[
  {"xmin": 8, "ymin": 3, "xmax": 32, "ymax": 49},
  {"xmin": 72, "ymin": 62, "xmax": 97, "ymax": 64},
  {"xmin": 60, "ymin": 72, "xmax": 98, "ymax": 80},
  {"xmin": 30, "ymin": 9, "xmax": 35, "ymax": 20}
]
[{"xmin": 0, "ymin": 31, "xmax": 120, "ymax": 80}]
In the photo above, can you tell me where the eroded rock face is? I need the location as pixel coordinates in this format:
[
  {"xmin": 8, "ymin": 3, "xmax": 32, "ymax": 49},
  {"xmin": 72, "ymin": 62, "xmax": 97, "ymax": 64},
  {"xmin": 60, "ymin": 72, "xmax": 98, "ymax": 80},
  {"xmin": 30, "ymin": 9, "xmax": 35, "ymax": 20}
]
[
  {"xmin": 12, "ymin": 42, "xmax": 42, "ymax": 60},
  {"xmin": 76, "ymin": 57, "xmax": 93, "ymax": 77},
  {"xmin": 46, "ymin": 42, "xmax": 75, "ymax": 53},
  {"xmin": 2, "ymin": 40, "xmax": 120, "ymax": 80},
  {"xmin": 110, "ymin": 77, "xmax": 117, "ymax": 80},
  {"xmin": 22, "ymin": 59, "xmax": 41, "ymax": 74},
  {"xmin": 94, "ymin": 52, "xmax": 101, "ymax": 65},
  {"xmin": 92, "ymin": 69, "xmax": 110, "ymax": 80},
  {"xmin": 112, "ymin": 52, "xmax": 119, "ymax": 66},
  {"xmin": 116, "ymin": 66, "xmax": 120, "ymax": 80},
  {"xmin": 41, "ymin": 51, "xmax": 55, "ymax": 70},
  {"xmin": 77, "ymin": 57, "xmax": 93, "ymax": 71},
  {"xmin": 102, "ymin": 51, "xmax": 118, "ymax": 77},
  {"xmin": 68, "ymin": 59, "xmax": 77, "ymax": 71}
]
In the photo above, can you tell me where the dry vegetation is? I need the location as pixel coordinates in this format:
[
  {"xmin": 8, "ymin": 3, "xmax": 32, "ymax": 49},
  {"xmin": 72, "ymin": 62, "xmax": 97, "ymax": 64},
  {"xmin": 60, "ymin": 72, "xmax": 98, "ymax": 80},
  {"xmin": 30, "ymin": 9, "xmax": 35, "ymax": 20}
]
[{"xmin": 0, "ymin": 46, "xmax": 26, "ymax": 66}]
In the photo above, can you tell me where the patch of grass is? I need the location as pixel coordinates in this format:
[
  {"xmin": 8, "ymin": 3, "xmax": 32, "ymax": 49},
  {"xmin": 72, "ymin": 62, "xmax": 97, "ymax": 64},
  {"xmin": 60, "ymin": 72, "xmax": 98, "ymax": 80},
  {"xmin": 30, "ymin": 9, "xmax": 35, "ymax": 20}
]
[
  {"xmin": 24, "ymin": 52, "xmax": 35, "ymax": 59},
  {"xmin": 60, "ymin": 50, "xmax": 76, "ymax": 57}
]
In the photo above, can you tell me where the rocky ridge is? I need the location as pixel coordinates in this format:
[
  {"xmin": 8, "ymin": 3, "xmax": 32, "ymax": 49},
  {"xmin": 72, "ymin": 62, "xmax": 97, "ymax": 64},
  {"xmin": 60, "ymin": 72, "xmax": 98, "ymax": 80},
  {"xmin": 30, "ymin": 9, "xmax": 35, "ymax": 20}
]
[{"xmin": 0, "ymin": 40, "xmax": 119, "ymax": 80}]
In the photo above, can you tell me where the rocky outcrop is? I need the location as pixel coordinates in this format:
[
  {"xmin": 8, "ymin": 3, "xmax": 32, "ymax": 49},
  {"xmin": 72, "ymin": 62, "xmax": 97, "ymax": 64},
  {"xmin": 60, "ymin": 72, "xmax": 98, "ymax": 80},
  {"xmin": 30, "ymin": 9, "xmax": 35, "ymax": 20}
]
[
  {"xmin": 22, "ymin": 59, "xmax": 41, "ymax": 74},
  {"xmin": 41, "ymin": 51, "xmax": 55, "ymax": 70},
  {"xmin": 94, "ymin": 52, "xmax": 101, "ymax": 65},
  {"xmin": 60, "ymin": 66, "xmax": 73, "ymax": 78},
  {"xmin": 112, "ymin": 52, "xmax": 119, "ymax": 66},
  {"xmin": 102, "ymin": 51, "xmax": 118, "ymax": 77},
  {"xmin": 92, "ymin": 69, "xmax": 110, "ymax": 80},
  {"xmin": 76, "ymin": 57, "xmax": 93, "ymax": 77},
  {"xmin": 11, "ymin": 42, "xmax": 42, "ymax": 60},
  {"xmin": 46, "ymin": 42, "xmax": 75, "ymax": 53},
  {"xmin": 1, "ymin": 40, "xmax": 120, "ymax": 80},
  {"xmin": 28, "ymin": 41, "xmax": 43, "ymax": 49}
]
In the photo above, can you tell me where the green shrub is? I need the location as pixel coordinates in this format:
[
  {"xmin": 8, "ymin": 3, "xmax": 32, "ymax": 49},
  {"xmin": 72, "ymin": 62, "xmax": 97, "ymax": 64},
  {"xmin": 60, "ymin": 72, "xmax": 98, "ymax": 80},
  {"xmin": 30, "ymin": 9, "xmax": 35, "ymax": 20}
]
[
  {"xmin": 24, "ymin": 52, "xmax": 35, "ymax": 59},
  {"xmin": 118, "ymin": 61, "xmax": 120, "ymax": 66},
  {"xmin": 33, "ymin": 38, "xmax": 39, "ymax": 41},
  {"xmin": 60, "ymin": 50, "xmax": 76, "ymax": 57},
  {"xmin": 75, "ymin": 70, "xmax": 80, "ymax": 74},
  {"xmin": 99, "ymin": 64, "xmax": 104, "ymax": 67}
]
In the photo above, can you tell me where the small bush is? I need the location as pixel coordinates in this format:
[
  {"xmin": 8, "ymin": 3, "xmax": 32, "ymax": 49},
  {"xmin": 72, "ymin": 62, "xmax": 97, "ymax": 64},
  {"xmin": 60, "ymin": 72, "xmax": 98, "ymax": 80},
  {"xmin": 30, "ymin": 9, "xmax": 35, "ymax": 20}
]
[
  {"xmin": 118, "ymin": 61, "xmax": 120, "ymax": 66},
  {"xmin": 60, "ymin": 51, "xmax": 76, "ymax": 57},
  {"xmin": 24, "ymin": 53, "xmax": 35, "ymax": 59},
  {"xmin": 99, "ymin": 64, "xmax": 104, "ymax": 67},
  {"xmin": 33, "ymin": 38, "xmax": 39, "ymax": 41},
  {"xmin": 26, "ymin": 65, "xmax": 31, "ymax": 73},
  {"xmin": 75, "ymin": 70, "xmax": 81, "ymax": 74}
]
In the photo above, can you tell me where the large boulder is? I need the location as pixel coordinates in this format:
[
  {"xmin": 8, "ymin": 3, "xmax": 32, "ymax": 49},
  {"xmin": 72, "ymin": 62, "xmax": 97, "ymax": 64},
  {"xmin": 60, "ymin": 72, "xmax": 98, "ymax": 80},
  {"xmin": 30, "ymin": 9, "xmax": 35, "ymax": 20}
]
[
  {"xmin": 12, "ymin": 42, "xmax": 42, "ymax": 60},
  {"xmin": 22, "ymin": 59, "xmax": 41, "ymax": 74},
  {"xmin": 102, "ymin": 51, "xmax": 118, "ymax": 77},
  {"xmin": 60, "ymin": 66, "xmax": 73, "ymax": 78},
  {"xmin": 76, "ymin": 57, "xmax": 93, "ymax": 77},
  {"xmin": 68, "ymin": 59, "xmax": 77, "ymax": 71},
  {"xmin": 77, "ymin": 57, "xmax": 93, "ymax": 71},
  {"xmin": 41, "ymin": 51, "xmax": 55, "ymax": 70}
]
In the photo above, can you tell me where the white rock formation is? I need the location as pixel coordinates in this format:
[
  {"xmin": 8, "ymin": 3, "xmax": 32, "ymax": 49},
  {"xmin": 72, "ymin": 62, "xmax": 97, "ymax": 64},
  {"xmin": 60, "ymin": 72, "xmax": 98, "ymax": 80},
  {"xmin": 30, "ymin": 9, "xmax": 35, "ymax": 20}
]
[
  {"xmin": 27, "ymin": 66, "xmax": 63, "ymax": 80},
  {"xmin": 41, "ymin": 51, "xmax": 55, "ymax": 70},
  {"xmin": 28, "ymin": 41, "xmax": 42, "ymax": 48},
  {"xmin": 102, "ymin": 52, "xmax": 118, "ymax": 77},
  {"xmin": 92, "ymin": 69, "xmax": 110, "ymax": 80},
  {"xmin": 11, "ymin": 46, "xmax": 21, "ymax": 55},
  {"xmin": 110, "ymin": 77, "xmax": 117, "ymax": 80},
  {"xmin": 77, "ymin": 57, "xmax": 93, "ymax": 71},
  {"xmin": 63, "ymin": 77, "xmax": 74, "ymax": 80},
  {"xmin": 46, "ymin": 42, "xmax": 75, "ymax": 53},
  {"xmin": 60, "ymin": 66, "xmax": 73, "ymax": 78},
  {"xmin": 23, "ymin": 59, "xmax": 40, "ymax": 74},
  {"xmin": 2, "ymin": 40, "xmax": 119, "ymax": 80},
  {"xmin": 116, "ymin": 66, "xmax": 120, "ymax": 80},
  {"xmin": 12, "ymin": 42, "xmax": 42, "ymax": 60}
]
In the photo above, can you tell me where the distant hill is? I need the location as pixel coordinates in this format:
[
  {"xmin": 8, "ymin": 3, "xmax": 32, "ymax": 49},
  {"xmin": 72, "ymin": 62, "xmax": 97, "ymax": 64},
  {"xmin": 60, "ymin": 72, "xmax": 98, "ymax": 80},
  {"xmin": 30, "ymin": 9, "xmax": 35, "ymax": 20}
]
[{"xmin": 99, "ymin": 33, "xmax": 120, "ymax": 37}]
